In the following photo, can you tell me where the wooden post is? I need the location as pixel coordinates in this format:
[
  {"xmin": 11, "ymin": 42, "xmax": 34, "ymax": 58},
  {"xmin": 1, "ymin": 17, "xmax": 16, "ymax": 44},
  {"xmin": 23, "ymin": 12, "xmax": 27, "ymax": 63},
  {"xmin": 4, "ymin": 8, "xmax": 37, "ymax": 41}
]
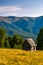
[
  {"xmin": 31, "ymin": 47, "xmax": 33, "ymax": 51},
  {"xmin": 35, "ymin": 47, "xmax": 36, "ymax": 51}
]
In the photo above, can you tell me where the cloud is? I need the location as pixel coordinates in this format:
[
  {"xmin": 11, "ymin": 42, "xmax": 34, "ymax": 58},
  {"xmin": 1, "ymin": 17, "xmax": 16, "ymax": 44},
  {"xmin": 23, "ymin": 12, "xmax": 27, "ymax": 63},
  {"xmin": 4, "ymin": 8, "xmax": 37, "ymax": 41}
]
[
  {"xmin": 0, "ymin": 6, "xmax": 22, "ymax": 12},
  {"xmin": 2, "ymin": 11, "xmax": 20, "ymax": 16},
  {"xmin": 0, "ymin": 5, "xmax": 43, "ymax": 17},
  {"xmin": 21, "ymin": 7, "xmax": 43, "ymax": 17},
  {"xmin": 0, "ymin": 6, "xmax": 23, "ymax": 16}
]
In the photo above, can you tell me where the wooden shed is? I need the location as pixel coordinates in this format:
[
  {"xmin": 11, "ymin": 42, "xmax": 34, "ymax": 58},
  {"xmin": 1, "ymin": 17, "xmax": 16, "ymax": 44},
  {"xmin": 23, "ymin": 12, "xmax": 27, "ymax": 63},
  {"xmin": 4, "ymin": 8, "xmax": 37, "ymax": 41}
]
[{"xmin": 22, "ymin": 38, "xmax": 37, "ymax": 51}]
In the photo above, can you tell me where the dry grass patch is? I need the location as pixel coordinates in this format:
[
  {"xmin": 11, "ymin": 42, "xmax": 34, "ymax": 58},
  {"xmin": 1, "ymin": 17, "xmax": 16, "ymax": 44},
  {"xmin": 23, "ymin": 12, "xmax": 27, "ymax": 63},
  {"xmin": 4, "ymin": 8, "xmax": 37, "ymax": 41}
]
[{"xmin": 0, "ymin": 49, "xmax": 43, "ymax": 65}]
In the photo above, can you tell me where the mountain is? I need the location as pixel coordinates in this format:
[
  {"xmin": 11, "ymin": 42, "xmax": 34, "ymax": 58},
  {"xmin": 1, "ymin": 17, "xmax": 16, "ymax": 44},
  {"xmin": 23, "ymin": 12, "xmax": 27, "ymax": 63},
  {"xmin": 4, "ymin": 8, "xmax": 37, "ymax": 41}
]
[{"xmin": 0, "ymin": 16, "xmax": 43, "ymax": 39}]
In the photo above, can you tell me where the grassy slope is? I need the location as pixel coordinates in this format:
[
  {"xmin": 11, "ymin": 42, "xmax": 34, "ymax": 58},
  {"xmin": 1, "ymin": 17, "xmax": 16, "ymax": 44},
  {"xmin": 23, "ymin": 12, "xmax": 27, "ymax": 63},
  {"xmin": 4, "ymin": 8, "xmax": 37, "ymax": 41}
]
[{"xmin": 0, "ymin": 49, "xmax": 43, "ymax": 65}]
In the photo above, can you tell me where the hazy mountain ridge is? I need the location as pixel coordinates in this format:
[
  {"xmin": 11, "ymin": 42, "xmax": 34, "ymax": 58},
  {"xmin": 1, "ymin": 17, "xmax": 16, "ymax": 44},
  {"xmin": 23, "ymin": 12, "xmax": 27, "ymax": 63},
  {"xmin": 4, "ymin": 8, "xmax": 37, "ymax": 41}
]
[{"xmin": 0, "ymin": 16, "xmax": 43, "ymax": 39}]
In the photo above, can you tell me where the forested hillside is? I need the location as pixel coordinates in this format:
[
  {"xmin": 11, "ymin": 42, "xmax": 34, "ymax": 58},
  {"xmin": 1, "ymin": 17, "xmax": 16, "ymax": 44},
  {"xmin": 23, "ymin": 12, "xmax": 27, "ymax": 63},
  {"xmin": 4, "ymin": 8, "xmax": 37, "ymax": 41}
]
[{"xmin": 0, "ymin": 16, "xmax": 43, "ymax": 39}]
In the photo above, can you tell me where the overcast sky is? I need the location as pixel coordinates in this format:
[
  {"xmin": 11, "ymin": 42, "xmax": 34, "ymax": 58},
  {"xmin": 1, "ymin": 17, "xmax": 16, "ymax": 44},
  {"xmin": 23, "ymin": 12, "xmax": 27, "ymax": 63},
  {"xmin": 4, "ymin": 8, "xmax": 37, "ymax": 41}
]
[{"xmin": 0, "ymin": 0, "xmax": 43, "ymax": 17}]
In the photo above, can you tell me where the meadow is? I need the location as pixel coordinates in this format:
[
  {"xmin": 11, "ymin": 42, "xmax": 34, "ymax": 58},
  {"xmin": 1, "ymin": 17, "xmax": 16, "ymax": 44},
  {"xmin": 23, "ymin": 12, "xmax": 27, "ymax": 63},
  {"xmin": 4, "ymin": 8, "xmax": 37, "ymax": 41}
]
[{"xmin": 0, "ymin": 49, "xmax": 43, "ymax": 65}]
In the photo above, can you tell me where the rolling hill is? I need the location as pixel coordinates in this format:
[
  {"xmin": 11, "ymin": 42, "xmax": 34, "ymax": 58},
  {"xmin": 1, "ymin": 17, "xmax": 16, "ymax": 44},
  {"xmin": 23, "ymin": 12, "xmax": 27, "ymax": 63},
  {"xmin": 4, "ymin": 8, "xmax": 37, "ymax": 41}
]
[{"xmin": 0, "ymin": 16, "xmax": 43, "ymax": 39}]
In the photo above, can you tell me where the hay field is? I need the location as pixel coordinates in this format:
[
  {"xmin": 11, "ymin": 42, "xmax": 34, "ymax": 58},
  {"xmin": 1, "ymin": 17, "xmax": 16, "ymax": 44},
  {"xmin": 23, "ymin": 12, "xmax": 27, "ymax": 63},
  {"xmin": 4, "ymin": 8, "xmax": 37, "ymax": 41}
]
[{"xmin": 0, "ymin": 49, "xmax": 43, "ymax": 65}]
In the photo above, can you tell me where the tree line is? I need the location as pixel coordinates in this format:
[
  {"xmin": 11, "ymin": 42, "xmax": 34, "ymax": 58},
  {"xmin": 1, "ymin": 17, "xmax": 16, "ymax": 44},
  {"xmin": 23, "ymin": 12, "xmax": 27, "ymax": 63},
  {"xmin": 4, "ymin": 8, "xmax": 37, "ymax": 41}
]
[
  {"xmin": 0, "ymin": 27, "xmax": 43, "ymax": 50},
  {"xmin": 0, "ymin": 28, "xmax": 24, "ymax": 49}
]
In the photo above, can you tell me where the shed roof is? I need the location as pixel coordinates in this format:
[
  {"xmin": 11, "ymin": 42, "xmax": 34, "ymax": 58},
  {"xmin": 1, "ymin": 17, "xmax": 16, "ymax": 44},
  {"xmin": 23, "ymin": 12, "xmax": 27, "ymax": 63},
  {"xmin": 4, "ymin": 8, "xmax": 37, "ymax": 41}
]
[{"xmin": 26, "ymin": 38, "xmax": 37, "ymax": 46}]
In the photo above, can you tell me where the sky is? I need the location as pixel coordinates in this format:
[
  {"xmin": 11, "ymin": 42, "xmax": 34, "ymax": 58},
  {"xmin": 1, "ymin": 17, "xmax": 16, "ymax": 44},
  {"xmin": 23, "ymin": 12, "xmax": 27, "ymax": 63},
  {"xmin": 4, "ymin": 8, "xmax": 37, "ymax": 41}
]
[{"xmin": 0, "ymin": 0, "xmax": 43, "ymax": 17}]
